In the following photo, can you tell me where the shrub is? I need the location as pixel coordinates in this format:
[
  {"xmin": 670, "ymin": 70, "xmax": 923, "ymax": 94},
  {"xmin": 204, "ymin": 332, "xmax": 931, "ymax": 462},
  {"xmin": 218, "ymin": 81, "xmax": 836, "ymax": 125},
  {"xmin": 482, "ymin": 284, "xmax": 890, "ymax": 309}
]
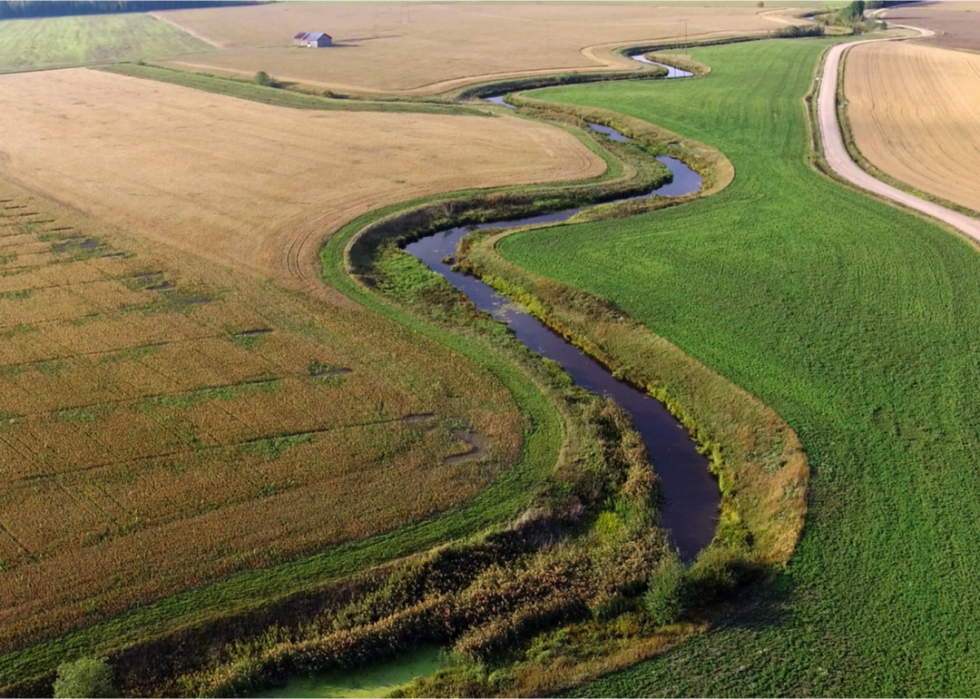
[
  {"xmin": 685, "ymin": 546, "xmax": 761, "ymax": 607},
  {"xmin": 254, "ymin": 71, "xmax": 276, "ymax": 87},
  {"xmin": 772, "ymin": 24, "xmax": 825, "ymax": 38},
  {"xmin": 53, "ymin": 658, "xmax": 115, "ymax": 699},
  {"xmin": 644, "ymin": 559, "xmax": 687, "ymax": 626},
  {"xmin": 841, "ymin": 0, "xmax": 866, "ymax": 24}
]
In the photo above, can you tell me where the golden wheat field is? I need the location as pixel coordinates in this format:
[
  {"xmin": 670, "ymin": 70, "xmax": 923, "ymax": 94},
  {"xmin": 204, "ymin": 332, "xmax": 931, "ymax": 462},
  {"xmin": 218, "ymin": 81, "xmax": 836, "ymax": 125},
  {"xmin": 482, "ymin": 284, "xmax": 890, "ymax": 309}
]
[
  {"xmin": 0, "ymin": 179, "xmax": 527, "ymax": 649},
  {"xmin": 152, "ymin": 1, "xmax": 805, "ymax": 94},
  {"xmin": 0, "ymin": 63, "xmax": 609, "ymax": 647},
  {"xmin": 844, "ymin": 40, "xmax": 980, "ymax": 214},
  {"xmin": 0, "ymin": 68, "xmax": 603, "ymax": 304}
]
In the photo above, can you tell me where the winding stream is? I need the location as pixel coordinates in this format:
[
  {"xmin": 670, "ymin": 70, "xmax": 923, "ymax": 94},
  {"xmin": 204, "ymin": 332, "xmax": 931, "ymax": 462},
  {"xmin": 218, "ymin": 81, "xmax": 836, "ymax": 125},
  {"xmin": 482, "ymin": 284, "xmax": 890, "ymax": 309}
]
[
  {"xmin": 404, "ymin": 139, "xmax": 716, "ymax": 561},
  {"xmin": 406, "ymin": 56, "xmax": 716, "ymax": 559},
  {"xmin": 253, "ymin": 54, "xmax": 711, "ymax": 699}
]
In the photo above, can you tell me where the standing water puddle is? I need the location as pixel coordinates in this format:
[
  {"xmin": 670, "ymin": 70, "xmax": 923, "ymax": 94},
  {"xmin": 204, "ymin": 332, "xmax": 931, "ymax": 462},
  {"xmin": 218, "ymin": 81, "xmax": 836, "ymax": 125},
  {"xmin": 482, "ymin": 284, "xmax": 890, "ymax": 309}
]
[{"xmin": 251, "ymin": 645, "xmax": 445, "ymax": 698}]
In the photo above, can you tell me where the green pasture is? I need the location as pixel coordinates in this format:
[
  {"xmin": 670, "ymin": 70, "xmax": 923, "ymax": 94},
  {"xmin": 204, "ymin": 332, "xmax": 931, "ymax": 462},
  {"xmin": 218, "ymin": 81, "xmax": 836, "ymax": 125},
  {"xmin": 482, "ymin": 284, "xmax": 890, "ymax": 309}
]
[
  {"xmin": 0, "ymin": 13, "xmax": 212, "ymax": 73},
  {"xmin": 499, "ymin": 38, "xmax": 980, "ymax": 696}
]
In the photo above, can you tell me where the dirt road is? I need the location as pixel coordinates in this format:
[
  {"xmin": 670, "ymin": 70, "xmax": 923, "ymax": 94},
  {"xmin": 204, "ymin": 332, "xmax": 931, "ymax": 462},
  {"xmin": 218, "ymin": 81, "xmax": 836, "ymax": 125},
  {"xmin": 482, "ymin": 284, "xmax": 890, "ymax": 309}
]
[{"xmin": 818, "ymin": 27, "xmax": 980, "ymax": 244}]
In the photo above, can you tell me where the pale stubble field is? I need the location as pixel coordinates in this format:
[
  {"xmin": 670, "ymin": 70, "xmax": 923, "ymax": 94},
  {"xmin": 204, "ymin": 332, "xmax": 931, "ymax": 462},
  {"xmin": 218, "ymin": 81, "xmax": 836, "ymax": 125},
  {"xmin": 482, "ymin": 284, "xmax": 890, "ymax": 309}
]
[
  {"xmin": 0, "ymin": 68, "xmax": 603, "ymax": 301},
  {"xmin": 152, "ymin": 1, "xmax": 807, "ymax": 94},
  {"xmin": 844, "ymin": 40, "xmax": 980, "ymax": 214}
]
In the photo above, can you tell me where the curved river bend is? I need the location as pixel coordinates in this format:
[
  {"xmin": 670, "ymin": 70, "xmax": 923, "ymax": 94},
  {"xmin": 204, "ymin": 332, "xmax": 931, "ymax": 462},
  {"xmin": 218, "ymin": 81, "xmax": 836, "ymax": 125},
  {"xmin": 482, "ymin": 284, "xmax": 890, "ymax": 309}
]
[
  {"xmin": 253, "ymin": 56, "xmax": 712, "ymax": 699},
  {"xmin": 406, "ymin": 57, "xmax": 718, "ymax": 560}
]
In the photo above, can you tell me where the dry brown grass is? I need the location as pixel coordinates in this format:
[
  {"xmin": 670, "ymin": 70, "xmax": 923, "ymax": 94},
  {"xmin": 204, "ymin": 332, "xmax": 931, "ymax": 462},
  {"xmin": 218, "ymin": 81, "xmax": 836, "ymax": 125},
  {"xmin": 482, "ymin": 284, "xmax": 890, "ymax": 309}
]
[
  {"xmin": 151, "ymin": 2, "xmax": 806, "ymax": 94},
  {"xmin": 0, "ymin": 177, "xmax": 528, "ymax": 650},
  {"xmin": 844, "ymin": 40, "xmax": 980, "ymax": 214},
  {"xmin": 0, "ymin": 68, "xmax": 603, "ymax": 306}
]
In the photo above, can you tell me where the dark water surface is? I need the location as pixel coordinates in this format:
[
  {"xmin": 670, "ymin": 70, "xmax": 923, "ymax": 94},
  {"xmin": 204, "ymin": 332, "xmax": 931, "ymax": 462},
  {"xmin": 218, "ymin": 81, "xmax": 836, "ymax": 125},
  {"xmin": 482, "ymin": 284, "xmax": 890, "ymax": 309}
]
[
  {"xmin": 404, "ymin": 147, "xmax": 716, "ymax": 559},
  {"xmin": 250, "ymin": 56, "xmax": 711, "ymax": 699}
]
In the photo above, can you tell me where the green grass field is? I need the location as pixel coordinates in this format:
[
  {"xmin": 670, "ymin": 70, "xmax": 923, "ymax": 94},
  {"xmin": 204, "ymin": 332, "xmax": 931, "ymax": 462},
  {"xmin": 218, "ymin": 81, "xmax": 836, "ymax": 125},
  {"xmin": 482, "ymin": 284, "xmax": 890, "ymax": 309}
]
[
  {"xmin": 499, "ymin": 38, "xmax": 980, "ymax": 696},
  {"xmin": 0, "ymin": 14, "xmax": 213, "ymax": 73}
]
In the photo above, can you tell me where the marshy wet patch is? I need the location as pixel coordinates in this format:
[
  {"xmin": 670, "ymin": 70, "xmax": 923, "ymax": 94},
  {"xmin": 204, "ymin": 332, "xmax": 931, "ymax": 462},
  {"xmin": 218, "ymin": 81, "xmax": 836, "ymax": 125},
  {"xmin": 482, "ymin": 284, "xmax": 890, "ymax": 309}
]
[
  {"xmin": 128, "ymin": 271, "xmax": 168, "ymax": 290},
  {"xmin": 308, "ymin": 360, "xmax": 352, "ymax": 379},
  {"xmin": 51, "ymin": 237, "xmax": 99, "ymax": 253},
  {"xmin": 444, "ymin": 429, "xmax": 489, "ymax": 465},
  {"xmin": 250, "ymin": 643, "xmax": 446, "ymax": 698},
  {"xmin": 167, "ymin": 293, "xmax": 212, "ymax": 308},
  {"xmin": 147, "ymin": 281, "xmax": 176, "ymax": 292},
  {"xmin": 402, "ymin": 412, "xmax": 437, "ymax": 425}
]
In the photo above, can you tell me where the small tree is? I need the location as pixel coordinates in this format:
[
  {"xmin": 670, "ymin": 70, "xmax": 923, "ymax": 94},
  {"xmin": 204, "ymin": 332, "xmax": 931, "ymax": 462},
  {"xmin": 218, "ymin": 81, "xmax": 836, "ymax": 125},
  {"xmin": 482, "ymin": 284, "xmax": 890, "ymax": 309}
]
[
  {"xmin": 840, "ymin": 0, "xmax": 866, "ymax": 24},
  {"xmin": 644, "ymin": 559, "xmax": 688, "ymax": 626},
  {"xmin": 53, "ymin": 657, "xmax": 115, "ymax": 699},
  {"xmin": 254, "ymin": 70, "xmax": 276, "ymax": 87}
]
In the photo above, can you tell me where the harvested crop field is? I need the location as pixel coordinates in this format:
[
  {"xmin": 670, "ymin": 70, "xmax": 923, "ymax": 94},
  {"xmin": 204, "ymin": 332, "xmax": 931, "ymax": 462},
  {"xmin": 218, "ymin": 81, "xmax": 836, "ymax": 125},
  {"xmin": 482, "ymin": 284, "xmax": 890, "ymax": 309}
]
[
  {"xmin": 844, "ymin": 40, "xmax": 980, "ymax": 214},
  {"xmin": 0, "ymin": 68, "xmax": 603, "ymax": 304},
  {"xmin": 153, "ymin": 1, "xmax": 807, "ymax": 94},
  {"xmin": 882, "ymin": 2, "xmax": 980, "ymax": 52},
  {"xmin": 0, "ymin": 177, "xmax": 526, "ymax": 651}
]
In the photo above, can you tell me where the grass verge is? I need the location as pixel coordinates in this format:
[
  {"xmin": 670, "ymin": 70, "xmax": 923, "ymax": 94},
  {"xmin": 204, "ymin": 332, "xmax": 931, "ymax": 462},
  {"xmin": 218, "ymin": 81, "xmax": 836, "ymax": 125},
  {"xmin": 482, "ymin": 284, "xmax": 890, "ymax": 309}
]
[
  {"xmin": 495, "ymin": 37, "xmax": 980, "ymax": 696},
  {"xmin": 99, "ymin": 63, "xmax": 486, "ymax": 116}
]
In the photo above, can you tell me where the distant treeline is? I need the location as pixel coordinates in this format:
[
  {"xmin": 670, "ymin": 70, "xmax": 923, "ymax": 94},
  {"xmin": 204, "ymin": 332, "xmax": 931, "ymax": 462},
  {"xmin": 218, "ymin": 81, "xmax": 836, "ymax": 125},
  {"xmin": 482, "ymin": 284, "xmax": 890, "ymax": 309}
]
[{"xmin": 0, "ymin": 1, "xmax": 260, "ymax": 20}]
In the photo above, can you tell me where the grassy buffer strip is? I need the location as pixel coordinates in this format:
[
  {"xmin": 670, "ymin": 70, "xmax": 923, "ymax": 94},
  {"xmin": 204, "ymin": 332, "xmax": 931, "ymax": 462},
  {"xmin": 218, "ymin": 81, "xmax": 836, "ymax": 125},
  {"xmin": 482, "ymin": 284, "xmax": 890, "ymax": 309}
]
[
  {"xmin": 454, "ymin": 56, "xmax": 807, "ymax": 571},
  {"xmin": 182, "ymin": 71, "xmax": 775, "ymax": 697}
]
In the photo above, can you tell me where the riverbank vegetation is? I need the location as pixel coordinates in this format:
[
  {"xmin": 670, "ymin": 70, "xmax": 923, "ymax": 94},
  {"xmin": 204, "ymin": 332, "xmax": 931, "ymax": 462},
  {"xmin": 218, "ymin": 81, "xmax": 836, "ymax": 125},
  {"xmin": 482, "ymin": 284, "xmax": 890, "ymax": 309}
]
[
  {"xmin": 0, "ymin": 29, "xmax": 824, "ymax": 696},
  {"xmin": 495, "ymin": 38, "xmax": 980, "ymax": 696},
  {"xmin": 183, "ymin": 89, "xmax": 806, "ymax": 698}
]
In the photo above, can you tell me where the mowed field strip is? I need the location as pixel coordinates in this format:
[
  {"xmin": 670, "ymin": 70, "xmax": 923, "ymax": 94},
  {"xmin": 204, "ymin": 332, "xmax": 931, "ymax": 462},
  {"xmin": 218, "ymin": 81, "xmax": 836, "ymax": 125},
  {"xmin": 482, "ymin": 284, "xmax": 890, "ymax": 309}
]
[
  {"xmin": 844, "ymin": 40, "xmax": 980, "ymax": 214},
  {"xmin": 0, "ymin": 68, "xmax": 603, "ymax": 304},
  {"xmin": 0, "ymin": 180, "xmax": 527, "ymax": 652},
  {"xmin": 152, "ymin": 1, "xmax": 806, "ymax": 94},
  {"xmin": 0, "ymin": 13, "xmax": 214, "ymax": 73}
]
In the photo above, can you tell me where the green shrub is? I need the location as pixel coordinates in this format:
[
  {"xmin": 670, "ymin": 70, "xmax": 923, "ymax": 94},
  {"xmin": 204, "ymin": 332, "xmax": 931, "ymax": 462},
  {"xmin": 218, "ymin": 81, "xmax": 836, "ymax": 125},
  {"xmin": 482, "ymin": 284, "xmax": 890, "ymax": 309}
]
[
  {"xmin": 254, "ymin": 71, "xmax": 276, "ymax": 87},
  {"xmin": 840, "ymin": 0, "xmax": 865, "ymax": 23},
  {"xmin": 772, "ymin": 24, "xmax": 825, "ymax": 38},
  {"xmin": 53, "ymin": 658, "xmax": 115, "ymax": 698},
  {"xmin": 644, "ymin": 560, "xmax": 687, "ymax": 626}
]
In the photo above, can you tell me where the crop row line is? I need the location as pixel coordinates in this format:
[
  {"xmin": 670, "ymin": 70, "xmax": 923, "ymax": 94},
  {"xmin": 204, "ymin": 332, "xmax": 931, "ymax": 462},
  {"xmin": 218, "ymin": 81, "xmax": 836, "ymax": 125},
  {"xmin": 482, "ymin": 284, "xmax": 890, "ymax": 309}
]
[{"xmin": 6, "ymin": 413, "xmax": 426, "ymax": 489}]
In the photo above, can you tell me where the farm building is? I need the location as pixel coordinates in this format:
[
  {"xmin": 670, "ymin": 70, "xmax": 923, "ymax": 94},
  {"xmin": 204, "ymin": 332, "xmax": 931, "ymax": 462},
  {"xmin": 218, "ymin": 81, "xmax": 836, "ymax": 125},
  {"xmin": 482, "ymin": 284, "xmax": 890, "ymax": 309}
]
[{"xmin": 294, "ymin": 32, "xmax": 332, "ymax": 48}]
